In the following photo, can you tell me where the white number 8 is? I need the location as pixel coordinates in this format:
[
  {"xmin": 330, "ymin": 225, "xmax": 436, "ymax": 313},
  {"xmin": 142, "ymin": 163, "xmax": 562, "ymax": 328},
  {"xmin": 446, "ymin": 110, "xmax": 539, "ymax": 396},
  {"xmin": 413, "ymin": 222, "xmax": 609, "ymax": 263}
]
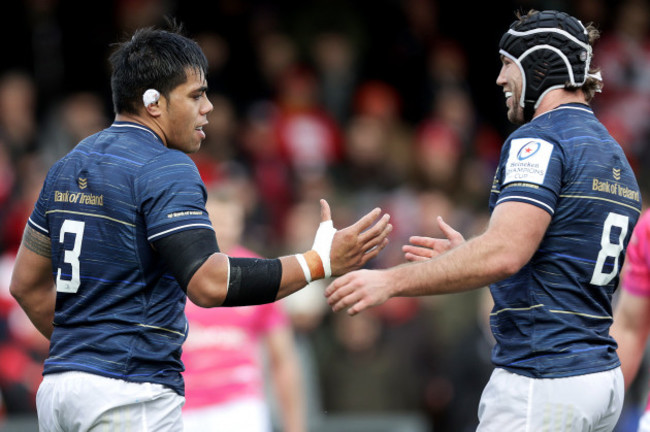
[
  {"xmin": 56, "ymin": 219, "xmax": 86, "ymax": 293},
  {"xmin": 590, "ymin": 212, "xmax": 629, "ymax": 286}
]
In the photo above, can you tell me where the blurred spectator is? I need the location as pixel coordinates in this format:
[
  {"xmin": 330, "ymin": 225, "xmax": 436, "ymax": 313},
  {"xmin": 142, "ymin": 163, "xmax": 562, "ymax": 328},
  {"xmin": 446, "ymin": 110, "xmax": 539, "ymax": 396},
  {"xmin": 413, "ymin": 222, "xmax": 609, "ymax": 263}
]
[
  {"xmin": 351, "ymin": 80, "xmax": 415, "ymax": 187},
  {"xmin": 114, "ymin": 0, "xmax": 171, "ymax": 33},
  {"xmin": 272, "ymin": 65, "xmax": 343, "ymax": 183},
  {"xmin": 572, "ymin": 0, "xmax": 608, "ymax": 25},
  {"xmin": 239, "ymin": 101, "xmax": 293, "ymax": 246},
  {"xmin": 314, "ymin": 298, "xmax": 440, "ymax": 418},
  {"xmin": 237, "ymin": 63, "xmax": 344, "ymax": 241},
  {"xmin": 190, "ymin": 93, "xmax": 241, "ymax": 188},
  {"xmin": 413, "ymin": 84, "xmax": 501, "ymax": 204},
  {"xmin": 38, "ymin": 91, "xmax": 110, "ymax": 167},
  {"xmin": 310, "ymin": 30, "xmax": 360, "ymax": 126},
  {"xmin": 253, "ymin": 32, "xmax": 299, "ymax": 101},
  {"xmin": 182, "ymin": 187, "xmax": 306, "ymax": 432},
  {"xmin": 280, "ymin": 200, "xmax": 330, "ymax": 427},
  {"xmin": 23, "ymin": 0, "xmax": 65, "ymax": 107},
  {"xmin": 372, "ymin": 296, "xmax": 450, "ymax": 429},
  {"xmin": 0, "ymin": 257, "xmax": 48, "ymax": 416},
  {"xmin": 592, "ymin": 0, "xmax": 650, "ymax": 175},
  {"xmin": 0, "ymin": 155, "xmax": 47, "ymax": 256},
  {"xmin": 195, "ymin": 32, "xmax": 233, "ymax": 99},
  {"xmin": 0, "ymin": 71, "xmax": 38, "ymax": 162},
  {"xmin": 0, "ymin": 138, "xmax": 15, "ymax": 224},
  {"xmin": 316, "ymin": 311, "xmax": 405, "ymax": 412},
  {"xmin": 334, "ymin": 115, "xmax": 405, "ymax": 198},
  {"xmin": 0, "ymin": 199, "xmax": 49, "ymax": 417},
  {"xmin": 391, "ymin": 0, "xmax": 442, "ymax": 122},
  {"xmin": 440, "ymin": 288, "xmax": 495, "ymax": 432},
  {"xmin": 420, "ymin": 39, "xmax": 469, "ymax": 117}
]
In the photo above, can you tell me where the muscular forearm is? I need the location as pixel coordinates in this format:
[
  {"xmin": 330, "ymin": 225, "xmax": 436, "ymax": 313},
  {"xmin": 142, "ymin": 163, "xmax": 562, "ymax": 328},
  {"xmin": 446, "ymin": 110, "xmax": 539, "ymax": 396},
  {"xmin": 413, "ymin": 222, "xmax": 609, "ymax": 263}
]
[
  {"xmin": 611, "ymin": 292, "xmax": 650, "ymax": 390},
  {"xmin": 615, "ymin": 327, "xmax": 648, "ymax": 390},
  {"xmin": 326, "ymin": 201, "xmax": 548, "ymax": 316},
  {"xmin": 12, "ymin": 287, "xmax": 56, "ymax": 340},
  {"xmin": 394, "ymin": 202, "xmax": 547, "ymax": 297},
  {"xmin": 392, "ymin": 231, "xmax": 523, "ymax": 297},
  {"xmin": 276, "ymin": 255, "xmax": 312, "ymax": 301},
  {"xmin": 10, "ymin": 235, "xmax": 57, "ymax": 340}
]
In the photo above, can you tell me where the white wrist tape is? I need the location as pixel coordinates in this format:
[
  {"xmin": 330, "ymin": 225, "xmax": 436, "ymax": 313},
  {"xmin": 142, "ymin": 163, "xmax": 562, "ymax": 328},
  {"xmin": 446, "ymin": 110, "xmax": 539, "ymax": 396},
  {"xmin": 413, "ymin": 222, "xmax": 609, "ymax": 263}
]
[
  {"xmin": 312, "ymin": 220, "xmax": 336, "ymax": 278},
  {"xmin": 295, "ymin": 253, "xmax": 312, "ymax": 283}
]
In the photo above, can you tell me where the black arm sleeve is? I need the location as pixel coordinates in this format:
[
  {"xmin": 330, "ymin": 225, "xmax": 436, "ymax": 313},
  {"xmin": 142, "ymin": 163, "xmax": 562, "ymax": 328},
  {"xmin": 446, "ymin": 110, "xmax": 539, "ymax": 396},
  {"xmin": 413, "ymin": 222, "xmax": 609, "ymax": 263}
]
[
  {"xmin": 153, "ymin": 228, "xmax": 219, "ymax": 291},
  {"xmin": 223, "ymin": 257, "xmax": 282, "ymax": 306}
]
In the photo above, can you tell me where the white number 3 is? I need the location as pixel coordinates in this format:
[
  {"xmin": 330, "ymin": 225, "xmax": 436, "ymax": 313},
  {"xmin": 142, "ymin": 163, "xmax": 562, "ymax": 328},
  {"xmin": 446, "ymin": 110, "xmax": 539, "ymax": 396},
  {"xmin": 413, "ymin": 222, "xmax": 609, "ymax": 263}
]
[
  {"xmin": 590, "ymin": 212, "xmax": 629, "ymax": 286},
  {"xmin": 56, "ymin": 219, "xmax": 86, "ymax": 293}
]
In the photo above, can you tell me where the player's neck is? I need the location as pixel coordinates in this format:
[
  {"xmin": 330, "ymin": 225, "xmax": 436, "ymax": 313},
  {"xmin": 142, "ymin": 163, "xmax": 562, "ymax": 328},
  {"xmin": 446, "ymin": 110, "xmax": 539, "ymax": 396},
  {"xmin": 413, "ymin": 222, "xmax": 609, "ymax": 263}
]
[
  {"xmin": 533, "ymin": 88, "xmax": 589, "ymax": 119},
  {"xmin": 114, "ymin": 113, "xmax": 167, "ymax": 146}
]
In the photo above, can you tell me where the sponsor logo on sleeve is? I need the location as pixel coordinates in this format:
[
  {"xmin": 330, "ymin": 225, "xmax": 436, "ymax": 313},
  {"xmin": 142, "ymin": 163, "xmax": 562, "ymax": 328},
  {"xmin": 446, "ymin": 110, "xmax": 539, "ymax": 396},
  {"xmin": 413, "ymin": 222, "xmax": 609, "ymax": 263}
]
[{"xmin": 503, "ymin": 138, "xmax": 554, "ymax": 185}]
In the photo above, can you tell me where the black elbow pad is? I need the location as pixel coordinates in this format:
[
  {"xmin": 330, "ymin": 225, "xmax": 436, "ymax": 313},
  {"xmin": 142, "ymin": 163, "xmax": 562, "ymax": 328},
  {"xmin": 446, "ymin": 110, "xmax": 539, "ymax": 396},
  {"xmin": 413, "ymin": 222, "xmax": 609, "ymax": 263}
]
[{"xmin": 153, "ymin": 228, "xmax": 219, "ymax": 291}]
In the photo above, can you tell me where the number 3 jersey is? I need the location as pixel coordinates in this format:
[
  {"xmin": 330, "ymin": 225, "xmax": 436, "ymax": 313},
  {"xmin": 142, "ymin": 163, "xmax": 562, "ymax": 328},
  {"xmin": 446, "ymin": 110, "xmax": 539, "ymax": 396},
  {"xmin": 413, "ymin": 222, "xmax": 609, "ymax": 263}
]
[
  {"xmin": 488, "ymin": 103, "xmax": 642, "ymax": 378},
  {"xmin": 27, "ymin": 122, "xmax": 214, "ymax": 395}
]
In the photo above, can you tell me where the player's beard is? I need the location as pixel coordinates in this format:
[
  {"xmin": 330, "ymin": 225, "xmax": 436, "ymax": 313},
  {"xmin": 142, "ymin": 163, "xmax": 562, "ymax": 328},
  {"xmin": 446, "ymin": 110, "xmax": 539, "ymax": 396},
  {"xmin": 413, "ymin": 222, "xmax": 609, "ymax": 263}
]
[{"xmin": 507, "ymin": 94, "xmax": 525, "ymax": 125}]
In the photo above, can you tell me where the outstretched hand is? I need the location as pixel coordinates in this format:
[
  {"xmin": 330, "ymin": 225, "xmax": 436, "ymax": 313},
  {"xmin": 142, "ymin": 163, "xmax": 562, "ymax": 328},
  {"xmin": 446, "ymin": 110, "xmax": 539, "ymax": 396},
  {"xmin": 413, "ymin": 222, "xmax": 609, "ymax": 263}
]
[
  {"xmin": 324, "ymin": 200, "xmax": 392, "ymax": 277},
  {"xmin": 402, "ymin": 216, "xmax": 464, "ymax": 261},
  {"xmin": 325, "ymin": 268, "xmax": 391, "ymax": 316}
]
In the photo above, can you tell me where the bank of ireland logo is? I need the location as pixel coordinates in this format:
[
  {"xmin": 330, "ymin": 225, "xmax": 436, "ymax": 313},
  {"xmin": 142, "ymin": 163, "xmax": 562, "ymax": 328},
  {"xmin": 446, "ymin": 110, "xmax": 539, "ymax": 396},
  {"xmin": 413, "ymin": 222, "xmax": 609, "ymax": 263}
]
[
  {"xmin": 78, "ymin": 177, "xmax": 88, "ymax": 189},
  {"xmin": 517, "ymin": 141, "xmax": 541, "ymax": 160}
]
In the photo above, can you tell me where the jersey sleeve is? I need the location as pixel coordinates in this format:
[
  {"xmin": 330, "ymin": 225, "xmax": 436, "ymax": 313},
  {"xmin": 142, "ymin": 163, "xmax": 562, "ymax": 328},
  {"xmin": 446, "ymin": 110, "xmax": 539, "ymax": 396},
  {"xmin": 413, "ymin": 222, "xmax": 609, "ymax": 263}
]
[
  {"xmin": 134, "ymin": 150, "xmax": 214, "ymax": 243},
  {"xmin": 621, "ymin": 211, "xmax": 650, "ymax": 297},
  {"xmin": 494, "ymin": 136, "xmax": 562, "ymax": 215},
  {"xmin": 27, "ymin": 161, "xmax": 65, "ymax": 237}
]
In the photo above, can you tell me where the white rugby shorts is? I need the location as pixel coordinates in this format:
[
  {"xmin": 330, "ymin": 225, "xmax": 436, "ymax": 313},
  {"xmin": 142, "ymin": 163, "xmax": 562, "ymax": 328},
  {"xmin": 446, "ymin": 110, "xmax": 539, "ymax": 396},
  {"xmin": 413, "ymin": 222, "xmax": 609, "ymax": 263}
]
[
  {"xmin": 36, "ymin": 371, "xmax": 185, "ymax": 432},
  {"xmin": 477, "ymin": 367, "xmax": 623, "ymax": 432}
]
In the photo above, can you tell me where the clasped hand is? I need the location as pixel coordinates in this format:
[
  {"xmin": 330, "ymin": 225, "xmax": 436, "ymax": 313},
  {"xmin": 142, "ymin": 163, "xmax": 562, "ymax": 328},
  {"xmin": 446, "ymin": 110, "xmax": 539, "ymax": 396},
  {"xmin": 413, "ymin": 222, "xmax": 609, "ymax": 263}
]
[{"xmin": 325, "ymin": 215, "xmax": 464, "ymax": 316}]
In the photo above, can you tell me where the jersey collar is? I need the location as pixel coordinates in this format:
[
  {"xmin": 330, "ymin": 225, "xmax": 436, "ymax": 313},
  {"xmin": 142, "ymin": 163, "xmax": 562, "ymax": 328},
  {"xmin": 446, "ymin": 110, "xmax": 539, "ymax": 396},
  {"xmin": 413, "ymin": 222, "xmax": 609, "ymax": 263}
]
[{"xmin": 111, "ymin": 121, "xmax": 164, "ymax": 145}]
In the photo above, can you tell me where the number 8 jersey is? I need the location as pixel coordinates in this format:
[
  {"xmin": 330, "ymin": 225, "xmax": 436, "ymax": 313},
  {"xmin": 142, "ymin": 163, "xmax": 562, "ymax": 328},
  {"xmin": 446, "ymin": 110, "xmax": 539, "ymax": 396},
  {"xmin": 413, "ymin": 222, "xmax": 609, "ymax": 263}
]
[
  {"xmin": 27, "ymin": 122, "xmax": 214, "ymax": 395},
  {"xmin": 488, "ymin": 103, "xmax": 642, "ymax": 378}
]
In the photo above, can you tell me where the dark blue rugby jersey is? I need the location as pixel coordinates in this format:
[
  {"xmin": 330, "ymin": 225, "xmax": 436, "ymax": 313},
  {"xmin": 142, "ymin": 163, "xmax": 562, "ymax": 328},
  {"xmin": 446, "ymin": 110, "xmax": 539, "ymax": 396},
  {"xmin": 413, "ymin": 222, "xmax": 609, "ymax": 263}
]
[
  {"xmin": 488, "ymin": 104, "xmax": 642, "ymax": 378},
  {"xmin": 28, "ymin": 121, "xmax": 214, "ymax": 395}
]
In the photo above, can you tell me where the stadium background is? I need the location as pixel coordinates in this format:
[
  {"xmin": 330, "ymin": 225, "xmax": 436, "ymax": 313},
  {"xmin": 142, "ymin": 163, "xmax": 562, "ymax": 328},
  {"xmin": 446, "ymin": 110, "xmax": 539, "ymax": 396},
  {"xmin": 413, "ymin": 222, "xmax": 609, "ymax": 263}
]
[{"xmin": 0, "ymin": 0, "xmax": 649, "ymax": 431}]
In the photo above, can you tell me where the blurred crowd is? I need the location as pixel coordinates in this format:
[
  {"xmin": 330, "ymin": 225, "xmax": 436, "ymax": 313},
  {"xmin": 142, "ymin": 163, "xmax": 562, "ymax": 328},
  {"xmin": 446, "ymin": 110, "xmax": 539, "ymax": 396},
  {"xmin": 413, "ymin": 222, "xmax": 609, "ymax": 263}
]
[{"xmin": 1, "ymin": 0, "xmax": 650, "ymax": 431}]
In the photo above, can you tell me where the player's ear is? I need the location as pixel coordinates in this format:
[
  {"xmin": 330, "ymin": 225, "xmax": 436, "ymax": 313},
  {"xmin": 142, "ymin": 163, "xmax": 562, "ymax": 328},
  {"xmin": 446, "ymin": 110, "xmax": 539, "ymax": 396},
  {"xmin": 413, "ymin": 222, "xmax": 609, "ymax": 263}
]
[{"xmin": 142, "ymin": 89, "xmax": 162, "ymax": 117}]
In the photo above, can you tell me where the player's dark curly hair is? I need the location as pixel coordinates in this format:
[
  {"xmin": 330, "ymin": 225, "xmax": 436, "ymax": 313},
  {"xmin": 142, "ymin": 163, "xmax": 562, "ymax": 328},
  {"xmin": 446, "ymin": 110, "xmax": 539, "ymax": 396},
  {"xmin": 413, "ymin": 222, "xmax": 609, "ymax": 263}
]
[{"xmin": 108, "ymin": 18, "xmax": 208, "ymax": 115}]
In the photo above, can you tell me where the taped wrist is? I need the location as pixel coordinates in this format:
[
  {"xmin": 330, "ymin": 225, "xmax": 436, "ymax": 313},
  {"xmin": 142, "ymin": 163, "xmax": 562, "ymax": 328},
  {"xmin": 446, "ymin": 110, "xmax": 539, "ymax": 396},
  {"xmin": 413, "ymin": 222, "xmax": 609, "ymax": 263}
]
[
  {"xmin": 153, "ymin": 228, "xmax": 219, "ymax": 291},
  {"xmin": 295, "ymin": 250, "xmax": 325, "ymax": 283},
  {"xmin": 311, "ymin": 220, "xmax": 337, "ymax": 278},
  {"xmin": 223, "ymin": 257, "xmax": 282, "ymax": 306}
]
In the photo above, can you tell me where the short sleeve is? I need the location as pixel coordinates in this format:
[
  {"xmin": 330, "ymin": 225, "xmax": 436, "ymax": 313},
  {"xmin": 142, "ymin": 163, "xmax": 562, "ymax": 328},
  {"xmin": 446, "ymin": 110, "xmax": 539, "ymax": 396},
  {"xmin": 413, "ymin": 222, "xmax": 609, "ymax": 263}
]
[
  {"xmin": 28, "ymin": 161, "xmax": 65, "ymax": 236},
  {"xmin": 134, "ymin": 150, "xmax": 213, "ymax": 242},
  {"xmin": 494, "ymin": 137, "xmax": 562, "ymax": 215}
]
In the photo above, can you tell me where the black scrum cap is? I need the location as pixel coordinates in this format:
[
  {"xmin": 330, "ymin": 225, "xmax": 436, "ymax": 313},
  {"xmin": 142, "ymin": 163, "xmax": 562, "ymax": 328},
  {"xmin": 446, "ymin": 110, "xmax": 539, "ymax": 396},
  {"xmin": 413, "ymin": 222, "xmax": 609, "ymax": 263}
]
[{"xmin": 499, "ymin": 10, "xmax": 592, "ymax": 121}]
